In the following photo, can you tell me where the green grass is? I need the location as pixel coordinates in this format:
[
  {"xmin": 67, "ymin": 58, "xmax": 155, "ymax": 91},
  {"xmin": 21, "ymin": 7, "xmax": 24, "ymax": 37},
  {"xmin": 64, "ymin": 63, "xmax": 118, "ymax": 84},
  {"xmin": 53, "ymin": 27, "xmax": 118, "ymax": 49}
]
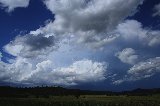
[{"xmin": 0, "ymin": 95, "xmax": 160, "ymax": 106}]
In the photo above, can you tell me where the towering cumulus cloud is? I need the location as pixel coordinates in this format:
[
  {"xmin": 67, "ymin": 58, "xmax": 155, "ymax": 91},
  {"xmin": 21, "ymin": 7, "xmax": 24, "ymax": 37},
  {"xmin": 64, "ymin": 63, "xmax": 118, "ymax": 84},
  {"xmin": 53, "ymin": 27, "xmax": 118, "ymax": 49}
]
[
  {"xmin": 44, "ymin": 0, "xmax": 144, "ymax": 47},
  {"xmin": 0, "ymin": 0, "xmax": 30, "ymax": 12}
]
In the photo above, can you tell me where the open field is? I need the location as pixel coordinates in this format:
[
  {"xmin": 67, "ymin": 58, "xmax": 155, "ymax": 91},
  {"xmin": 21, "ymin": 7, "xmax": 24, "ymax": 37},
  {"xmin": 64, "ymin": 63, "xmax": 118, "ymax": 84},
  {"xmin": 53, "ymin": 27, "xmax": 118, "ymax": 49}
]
[
  {"xmin": 0, "ymin": 95, "xmax": 160, "ymax": 106},
  {"xmin": 1, "ymin": 87, "xmax": 160, "ymax": 106}
]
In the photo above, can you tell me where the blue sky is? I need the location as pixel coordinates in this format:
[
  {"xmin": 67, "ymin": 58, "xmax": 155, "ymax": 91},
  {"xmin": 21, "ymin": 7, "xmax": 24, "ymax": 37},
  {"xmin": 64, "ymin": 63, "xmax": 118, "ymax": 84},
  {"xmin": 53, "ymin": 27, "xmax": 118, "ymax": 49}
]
[{"xmin": 0, "ymin": 0, "xmax": 160, "ymax": 91}]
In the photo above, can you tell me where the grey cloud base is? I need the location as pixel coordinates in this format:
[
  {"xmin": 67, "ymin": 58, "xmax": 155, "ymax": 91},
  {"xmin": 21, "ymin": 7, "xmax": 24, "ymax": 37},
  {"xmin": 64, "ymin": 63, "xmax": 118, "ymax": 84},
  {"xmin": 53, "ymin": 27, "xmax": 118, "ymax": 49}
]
[{"xmin": 4, "ymin": 34, "xmax": 57, "ymax": 58}]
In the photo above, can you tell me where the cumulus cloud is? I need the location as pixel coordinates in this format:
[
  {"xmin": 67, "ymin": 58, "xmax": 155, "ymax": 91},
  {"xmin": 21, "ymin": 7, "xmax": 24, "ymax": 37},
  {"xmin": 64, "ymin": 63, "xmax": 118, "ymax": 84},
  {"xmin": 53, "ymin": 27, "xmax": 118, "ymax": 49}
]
[
  {"xmin": 147, "ymin": 31, "xmax": 160, "ymax": 47},
  {"xmin": 113, "ymin": 57, "xmax": 160, "ymax": 84},
  {"xmin": 115, "ymin": 48, "xmax": 138, "ymax": 65},
  {"xmin": 0, "ymin": 17, "xmax": 109, "ymax": 86},
  {"xmin": 0, "ymin": 58, "xmax": 107, "ymax": 86},
  {"xmin": 116, "ymin": 20, "xmax": 143, "ymax": 40},
  {"xmin": 43, "ymin": 0, "xmax": 143, "ymax": 47},
  {"xmin": 0, "ymin": 0, "xmax": 30, "ymax": 12},
  {"xmin": 128, "ymin": 57, "xmax": 160, "ymax": 80},
  {"xmin": 0, "ymin": 62, "xmax": 10, "ymax": 81},
  {"xmin": 153, "ymin": 3, "xmax": 160, "ymax": 17},
  {"xmin": 44, "ymin": 0, "xmax": 143, "ymax": 32},
  {"xmin": 28, "ymin": 59, "xmax": 107, "ymax": 85},
  {"xmin": 0, "ymin": 32, "xmax": 108, "ymax": 85},
  {"xmin": 116, "ymin": 20, "xmax": 160, "ymax": 47},
  {"xmin": 45, "ymin": 0, "xmax": 142, "ymax": 32},
  {"xmin": 4, "ymin": 34, "xmax": 57, "ymax": 58}
]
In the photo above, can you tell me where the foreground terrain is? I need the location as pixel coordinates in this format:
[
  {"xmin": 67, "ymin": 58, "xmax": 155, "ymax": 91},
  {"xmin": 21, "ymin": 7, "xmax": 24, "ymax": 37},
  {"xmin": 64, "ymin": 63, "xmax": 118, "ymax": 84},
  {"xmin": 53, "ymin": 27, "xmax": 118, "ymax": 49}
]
[
  {"xmin": 0, "ymin": 86, "xmax": 160, "ymax": 106},
  {"xmin": 0, "ymin": 95, "xmax": 160, "ymax": 106}
]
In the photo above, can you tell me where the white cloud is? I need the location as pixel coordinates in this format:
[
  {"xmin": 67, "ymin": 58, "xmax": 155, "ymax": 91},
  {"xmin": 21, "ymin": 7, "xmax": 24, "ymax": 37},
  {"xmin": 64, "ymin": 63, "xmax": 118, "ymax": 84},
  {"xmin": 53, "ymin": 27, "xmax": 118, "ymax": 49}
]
[
  {"xmin": 0, "ymin": 0, "xmax": 30, "ymax": 12},
  {"xmin": 116, "ymin": 20, "xmax": 144, "ymax": 40},
  {"xmin": 116, "ymin": 20, "xmax": 160, "ymax": 47},
  {"xmin": 0, "ymin": 57, "xmax": 33, "ymax": 82},
  {"xmin": 44, "ymin": 0, "xmax": 143, "ymax": 32},
  {"xmin": 153, "ymin": 3, "xmax": 160, "ymax": 17},
  {"xmin": 115, "ymin": 48, "xmax": 138, "ymax": 65},
  {"xmin": 0, "ymin": 62, "xmax": 10, "ymax": 81},
  {"xmin": 45, "ymin": 0, "xmax": 143, "ymax": 32},
  {"xmin": 7, "ymin": 57, "xmax": 33, "ymax": 82},
  {"xmin": 43, "ymin": 0, "xmax": 143, "ymax": 47},
  {"xmin": 147, "ymin": 31, "xmax": 160, "ymax": 47},
  {"xmin": 0, "ymin": 58, "xmax": 107, "ymax": 86},
  {"xmin": 28, "ymin": 59, "xmax": 107, "ymax": 85},
  {"xmin": 4, "ymin": 34, "xmax": 57, "ymax": 58},
  {"xmin": 128, "ymin": 57, "xmax": 160, "ymax": 80},
  {"xmin": 77, "ymin": 31, "xmax": 120, "ymax": 49},
  {"xmin": 113, "ymin": 57, "xmax": 160, "ymax": 84}
]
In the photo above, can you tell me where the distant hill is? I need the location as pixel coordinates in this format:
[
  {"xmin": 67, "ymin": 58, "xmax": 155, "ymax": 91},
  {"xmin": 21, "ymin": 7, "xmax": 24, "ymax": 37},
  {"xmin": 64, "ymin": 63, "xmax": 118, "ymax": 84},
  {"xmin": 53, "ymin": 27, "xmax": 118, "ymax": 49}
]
[
  {"xmin": 122, "ymin": 88, "xmax": 160, "ymax": 96},
  {"xmin": 0, "ymin": 86, "xmax": 160, "ymax": 98}
]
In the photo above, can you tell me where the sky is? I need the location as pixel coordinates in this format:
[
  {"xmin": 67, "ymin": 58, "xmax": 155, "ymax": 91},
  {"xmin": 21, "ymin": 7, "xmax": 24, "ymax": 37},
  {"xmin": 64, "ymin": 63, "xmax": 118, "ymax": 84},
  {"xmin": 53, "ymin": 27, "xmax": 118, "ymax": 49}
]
[{"xmin": 0, "ymin": 0, "xmax": 160, "ymax": 91}]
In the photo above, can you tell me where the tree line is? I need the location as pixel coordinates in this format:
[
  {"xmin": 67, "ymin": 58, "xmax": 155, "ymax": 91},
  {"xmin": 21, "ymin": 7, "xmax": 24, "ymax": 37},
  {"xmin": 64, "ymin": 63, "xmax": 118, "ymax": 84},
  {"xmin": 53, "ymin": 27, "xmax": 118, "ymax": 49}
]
[{"xmin": 0, "ymin": 86, "xmax": 160, "ymax": 98}]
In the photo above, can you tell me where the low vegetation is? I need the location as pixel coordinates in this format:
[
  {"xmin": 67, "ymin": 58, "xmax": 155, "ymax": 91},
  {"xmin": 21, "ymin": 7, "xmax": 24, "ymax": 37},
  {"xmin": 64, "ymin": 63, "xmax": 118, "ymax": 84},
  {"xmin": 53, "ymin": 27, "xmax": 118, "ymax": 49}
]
[{"xmin": 0, "ymin": 86, "xmax": 160, "ymax": 106}]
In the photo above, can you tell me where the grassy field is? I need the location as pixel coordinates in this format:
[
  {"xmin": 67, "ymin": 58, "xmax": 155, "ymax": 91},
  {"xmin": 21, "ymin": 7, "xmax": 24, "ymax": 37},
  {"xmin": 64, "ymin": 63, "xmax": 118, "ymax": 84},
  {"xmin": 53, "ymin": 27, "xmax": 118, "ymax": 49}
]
[{"xmin": 0, "ymin": 95, "xmax": 160, "ymax": 106}]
